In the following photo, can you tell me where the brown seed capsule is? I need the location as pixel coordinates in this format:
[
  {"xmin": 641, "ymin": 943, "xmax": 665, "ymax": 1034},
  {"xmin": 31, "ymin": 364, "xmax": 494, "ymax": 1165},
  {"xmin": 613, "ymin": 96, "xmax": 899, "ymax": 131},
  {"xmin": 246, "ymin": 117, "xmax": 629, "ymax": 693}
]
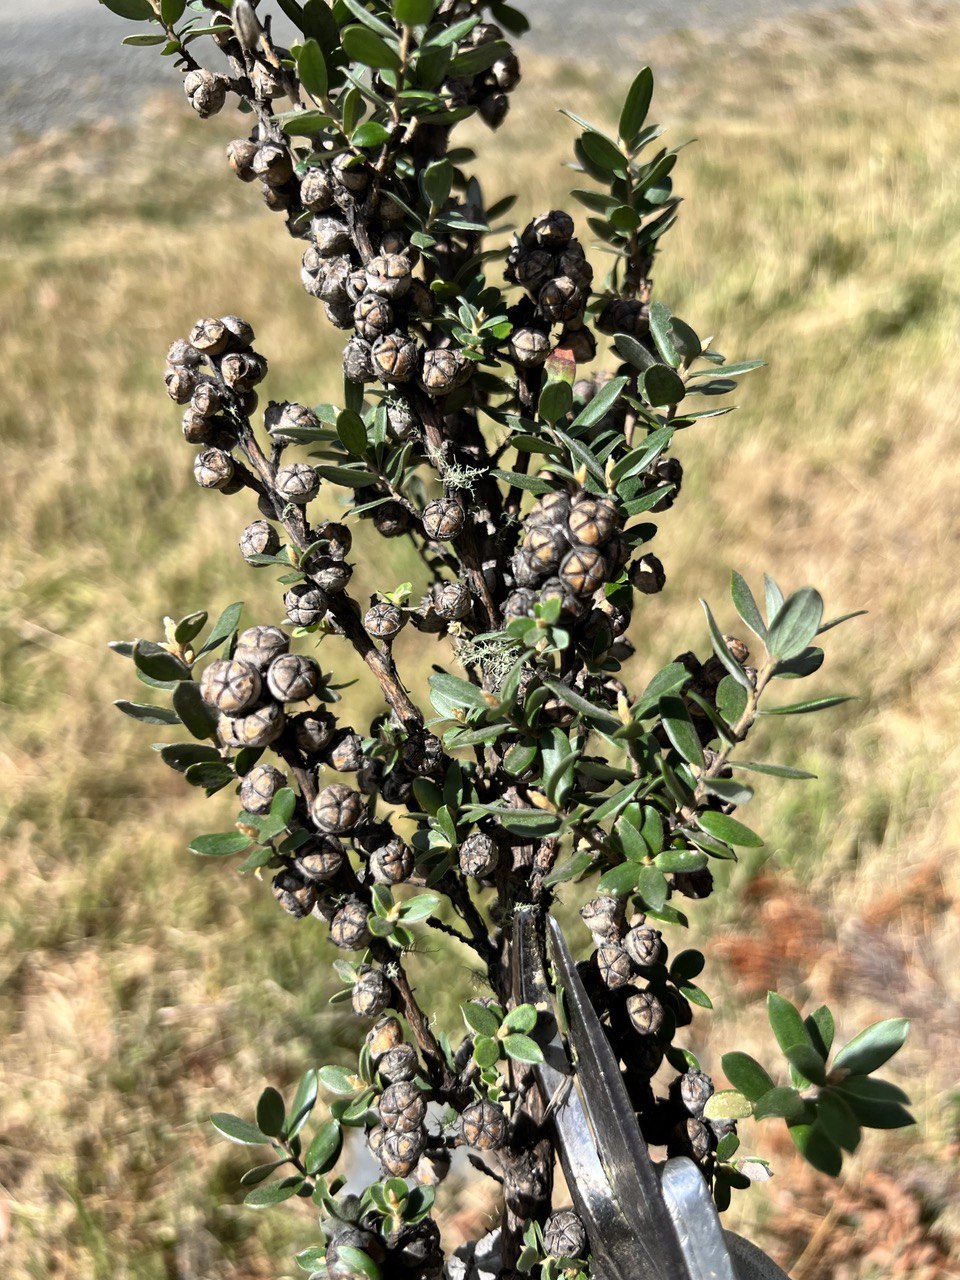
[
  {"xmin": 502, "ymin": 588, "xmax": 537, "ymax": 623},
  {"xmin": 510, "ymin": 327, "xmax": 551, "ymax": 367},
  {"xmin": 194, "ymin": 448, "xmax": 235, "ymax": 491},
  {"xmin": 292, "ymin": 710, "xmax": 337, "ymax": 755},
  {"xmin": 239, "ymin": 763, "xmax": 287, "ymax": 815},
  {"xmin": 419, "ymin": 347, "xmax": 471, "ymax": 394},
  {"xmin": 311, "ymin": 783, "xmax": 364, "ymax": 834},
  {"xmin": 626, "ymin": 990, "xmax": 664, "ymax": 1036},
  {"xmin": 326, "ymin": 730, "xmax": 363, "ymax": 773},
  {"xmin": 190, "ymin": 317, "xmax": 229, "ymax": 355},
  {"xmin": 679, "ymin": 1070, "xmax": 715, "ymax": 1117},
  {"xmin": 354, "ymin": 293, "xmax": 395, "ymax": 342},
  {"xmin": 300, "ymin": 166, "xmax": 334, "ymax": 212},
  {"xmin": 538, "ymin": 575, "xmax": 581, "ymax": 619},
  {"xmin": 561, "ymin": 325, "xmax": 597, "ymax": 364},
  {"xmin": 459, "ymin": 832, "xmax": 499, "ymax": 879},
  {"xmin": 509, "ymin": 246, "xmax": 555, "ymax": 294},
  {"xmin": 190, "ymin": 380, "xmax": 222, "ymax": 418},
  {"xmin": 370, "ymin": 839, "xmax": 414, "ymax": 885},
  {"xmin": 525, "ymin": 490, "xmax": 571, "ymax": 530},
  {"xmin": 623, "ymin": 925, "xmax": 664, "ymax": 968},
  {"xmin": 406, "ymin": 278, "xmax": 435, "ymax": 321},
  {"xmin": 352, "ymin": 967, "xmax": 393, "ymax": 1019},
  {"xmin": 222, "ymin": 700, "xmax": 285, "ymax": 748},
  {"xmin": 581, "ymin": 894, "xmax": 626, "ymax": 941},
  {"xmin": 539, "ymin": 276, "xmax": 583, "ymax": 324},
  {"xmin": 373, "ymin": 501, "xmax": 410, "ymax": 538},
  {"xmin": 522, "ymin": 524, "xmax": 566, "ymax": 575},
  {"xmin": 479, "ymin": 91, "xmax": 509, "ymax": 129},
  {"xmin": 184, "ymin": 68, "xmax": 227, "ymax": 118},
  {"xmin": 239, "ymin": 520, "xmax": 280, "ymax": 562},
  {"xmin": 164, "ymin": 364, "xmax": 197, "ymax": 404},
  {"xmin": 558, "ymin": 241, "xmax": 594, "ymax": 291},
  {"xmin": 422, "ymin": 495, "xmax": 465, "ymax": 541},
  {"xmin": 199, "ymin": 657, "xmax": 262, "ymax": 715},
  {"xmin": 272, "ymin": 868, "xmax": 318, "ymax": 918},
  {"xmin": 365, "ymin": 253, "xmax": 412, "ymax": 300},
  {"xmin": 400, "ymin": 732, "xmax": 443, "ymax": 776},
  {"xmin": 284, "ymin": 583, "xmax": 330, "ymax": 628},
  {"xmin": 306, "ymin": 554, "xmax": 353, "ymax": 595},
  {"xmin": 433, "ymin": 581, "xmax": 471, "ymax": 621},
  {"xmin": 266, "ymin": 652, "xmax": 319, "ymax": 703},
  {"xmin": 630, "ymin": 554, "xmax": 666, "ymax": 595},
  {"xmin": 367, "ymin": 1015, "xmax": 404, "ymax": 1059},
  {"xmin": 371, "ymin": 331, "xmax": 419, "ymax": 385},
  {"xmin": 460, "ymin": 1100, "xmax": 507, "ymax": 1151},
  {"xmin": 380, "ymin": 1127, "xmax": 426, "ymax": 1178},
  {"xmin": 364, "ymin": 601, "xmax": 404, "ymax": 640},
  {"xmin": 167, "ymin": 338, "xmax": 202, "ymax": 368},
  {"xmin": 493, "ymin": 50, "xmax": 521, "ymax": 91},
  {"xmin": 234, "ymin": 625, "xmax": 289, "ymax": 671},
  {"xmin": 379, "ymin": 1081, "xmax": 426, "ymax": 1133},
  {"xmin": 597, "ymin": 941, "xmax": 634, "ymax": 989},
  {"xmin": 251, "ymin": 142, "xmax": 293, "ymax": 187},
  {"xmin": 275, "ymin": 462, "xmax": 320, "ymax": 505},
  {"xmin": 220, "ymin": 351, "xmax": 267, "ymax": 391},
  {"xmin": 379, "ymin": 1044, "xmax": 419, "ymax": 1084},
  {"xmin": 598, "ymin": 297, "xmax": 648, "ymax": 336},
  {"xmin": 367, "ymin": 1125, "xmax": 386, "ymax": 1159},
  {"xmin": 333, "ymin": 152, "xmax": 371, "ymax": 194},
  {"xmin": 543, "ymin": 1209, "xmax": 588, "ymax": 1260},
  {"xmin": 560, "ymin": 545, "xmax": 608, "ymax": 596},
  {"xmin": 311, "ymin": 215, "xmax": 351, "ymax": 257},
  {"xmin": 343, "ymin": 334, "xmax": 375, "ymax": 384},
  {"xmin": 226, "ymin": 137, "xmax": 259, "ymax": 182},
  {"xmin": 296, "ymin": 835, "xmax": 344, "ymax": 883},
  {"xmin": 330, "ymin": 896, "xmax": 371, "ymax": 951},
  {"xmin": 531, "ymin": 209, "xmax": 575, "ymax": 249},
  {"xmin": 221, "ymin": 315, "xmax": 254, "ymax": 348},
  {"xmin": 568, "ymin": 494, "xmax": 619, "ymax": 547}
]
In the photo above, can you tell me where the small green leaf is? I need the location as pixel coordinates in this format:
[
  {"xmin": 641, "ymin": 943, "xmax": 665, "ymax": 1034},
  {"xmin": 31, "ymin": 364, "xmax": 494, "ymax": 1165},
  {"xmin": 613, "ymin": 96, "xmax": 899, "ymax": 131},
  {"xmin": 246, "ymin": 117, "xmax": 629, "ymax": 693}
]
[
  {"xmin": 99, "ymin": 0, "xmax": 154, "ymax": 18},
  {"xmin": 833, "ymin": 1017, "xmax": 909, "ymax": 1076},
  {"xmin": 658, "ymin": 695, "xmax": 704, "ymax": 767},
  {"xmin": 296, "ymin": 38, "xmax": 329, "ymax": 99},
  {"xmin": 318, "ymin": 1065, "xmax": 360, "ymax": 1097},
  {"xmin": 789, "ymin": 1122, "xmax": 842, "ymax": 1177},
  {"xmin": 767, "ymin": 992, "xmax": 814, "ymax": 1055},
  {"xmin": 210, "ymin": 1113, "xmax": 270, "ymax": 1146},
  {"xmin": 502, "ymin": 1033, "xmax": 544, "ymax": 1064},
  {"xmin": 244, "ymin": 1177, "xmax": 303, "ymax": 1208},
  {"xmin": 503, "ymin": 1004, "xmax": 537, "ymax": 1034},
  {"xmin": 394, "ymin": 0, "xmax": 435, "ymax": 25},
  {"xmin": 472, "ymin": 1035, "xmax": 500, "ymax": 1068},
  {"xmin": 619, "ymin": 65, "xmax": 653, "ymax": 143},
  {"xmin": 199, "ymin": 601, "xmax": 243, "ymax": 656},
  {"xmin": 305, "ymin": 1119, "xmax": 343, "ymax": 1175},
  {"xmin": 598, "ymin": 863, "xmax": 641, "ymax": 895},
  {"xmin": 784, "ymin": 1043, "xmax": 827, "ymax": 1086},
  {"xmin": 760, "ymin": 695, "xmax": 853, "ymax": 716},
  {"xmin": 342, "ymin": 24, "xmax": 401, "ymax": 70},
  {"xmin": 817, "ymin": 1090, "xmax": 861, "ymax": 1153},
  {"xmin": 189, "ymin": 832, "xmax": 251, "ymax": 858},
  {"xmin": 721, "ymin": 1052, "xmax": 775, "ymax": 1102},
  {"xmin": 114, "ymin": 700, "xmax": 180, "ymax": 726},
  {"xmin": 352, "ymin": 121, "xmax": 391, "ymax": 148},
  {"xmin": 641, "ymin": 363, "xmax": 686, "ymax": 407},
  {"xmin": 133, "ymin": 641, "xmax": 190, "ymax": 683},
  {"xmin": 697, "ymin": 811, "xmax": 763, "ymax": 848},
  {"xmin": 256, "ymin": 1087, "xmax": 286, "ymax": 1138},
  {"xmin": 462, "ymin": 1002, "xmax": 500, "ymax": 1038},
  {"xmin": 702, "ymin": 1090, "xmax": 753, "ymax": 1121},
  {"xmin": 730, "ymin": 571, "xmax": 767, "ymax": 641},
  {"xmin": 570, "ymin": 376, "xmax": 629, "ymax": 430},
  {"xmin": 635, "ymin": 864, "xmax": 668, "ymax": 910},
  {"xmin": 752, "ymin": 1087, "xmax": 809, "ymax": 1124},
  {"xmin": 334, "ymin": 1247, "xmax": 381, "ymax": 1280},
  {"xmin": 173, "ymin": 680, "xmax": 217, "ymax": 739},
  {"xmin": 766, "ymin": 588, "xmax": 824, "ymax": 661}
]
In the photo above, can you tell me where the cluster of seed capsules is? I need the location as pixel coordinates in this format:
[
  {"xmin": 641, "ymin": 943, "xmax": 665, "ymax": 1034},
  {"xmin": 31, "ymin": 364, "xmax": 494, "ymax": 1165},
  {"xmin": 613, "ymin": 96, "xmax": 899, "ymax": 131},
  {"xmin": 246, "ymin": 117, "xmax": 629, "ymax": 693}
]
[
  {"xmin": 505, "ymin": 209, "xmax": 597, "ymax": 368},
  {"xmin": 579, "ymin": 893, "xmax": 731, "ymax": 1167},
  {"xmin": 504, "ymin": 488, "xmax": 665, "ymax": 661}
]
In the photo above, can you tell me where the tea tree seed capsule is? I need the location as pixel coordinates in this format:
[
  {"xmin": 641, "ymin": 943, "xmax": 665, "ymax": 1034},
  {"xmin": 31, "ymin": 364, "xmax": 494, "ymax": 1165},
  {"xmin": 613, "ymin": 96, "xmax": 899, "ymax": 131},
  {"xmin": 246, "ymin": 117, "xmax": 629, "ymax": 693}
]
[
  {"xmin": 239, "ymin": 520, "xmax": 279, "ymax": 562},
  {"xmin": 314, "ymin": 521, "xmax": 352, "ymax": 561},
  {"xmin": 199, "ymin": 658, "xmax": 262, "ymax": 715},
  {"xmin": 329, "ymin": 896, "xmax": 371, "ymax": 950},
  {"xmin": 226, "ymin": 137, "xmax": 259, "ymax": 182},
  {"xmin": 300, "ymin": 166, "xmax": 335, "ymax": 212},
  {"xmin": 510, "ymin": 326, "xmax": 551, "ymax": 367},
  {"xmin": 379, "ymin": 1128, "xmax": 426, "ymax": 1177},
  {"xmin": 581, "ymin": 894, "xmax": 626, "ymax": 940},
  {"xmin": 311, "ymin": 215, "xmax": 351, "ymax": 257},
  {"xmin": 509, "ymin": 245, "xmax": 554, "ymax": 293},
  {"xmin": 364, "ymin": 600, "xmax": 404, "ymax": 640},
  {"xmin": 225, "ymin": 700, "xmax": 285, "ymax": 748},
  {"xmin": 306, "ymin": 555, "xmax": 352, "ymax": 595},
  {"xmin": 266, "ymin": 652, "xmax": 319, "ymax": 703},
  {"xmin": 332, "ymin": 152, "xmax": 371, "ymax": 194},
  {"xmin": 239, "ymin": 763, "xmax": 286, "ymax": 814},
  {"xmin": 251, "ymin": 142, "xmax": 293, "ymax": 187},
  {"xmin": 525, "ymin": 490, "xmax": 571, "ymax": 530},
  {"xmin": 284, "ymin": 583, "xmax": 329, "ymax": 628},
  {"xmin": 272, "ymin": 868, "xmax": 317, "ymax": 918},
  {"xmin": 531, "ymin": 209, "xmax": 575, "ymax": 249},
  {"xmin": 419, "ymin": 347, "xmax": 471, "ymax": 394},
  {"xmin": 422, "ymin": 495, "xmax": 465, "ymax": 541},
  {"xmin": 522, "ymin": 525, "xmax": 566, "ymax": 575},
  {"xmin": 189, "ymin": 317, "xmax": 229, "ymax": 356},
  {"xmin": 680, "ymin": 1070, "xmax": 715, "ymax": 1117},
  {"xmin": 626, "ymin": 990, "xmax": 665, "ymax": 1036},
  {"xmin": 630, "ymin": 554, "xmax": 666, "ymax": 595},
  {"xmin": 561, "ymin": 325, "xmax": 597, "ymax": 364},
  {"xmin": 365, "ymin": 253, "xmax": 412, "ymax": 300},
  {"xmin": 538, "ymin": 276, "xmax": 583, "ymax": 324},
  {"xmin": 373, "ymin": 501, "xmax": 410, "ymax": 538},
  {"xmin": 597, "ymin": 941, "xmax": 633, "ymax": 989},
  {"xmin": 459, "ymin": 832, "xmax": 499, "ymax": 879},
  {"xmin": 379, "ymin": 1043, "xmax": 419, "ymax": 1083},
  {"xmin": 623, "ymin": 925, "xmax": 663, "ymax": 968},
  {"xmin": 263, "ymin": 396, "xmax": 317, "ymax": 443},
  {"xmin": 433, "ymin": 581, "xmax": 471, "ymax": 621},
  {"xmin": 370, "ymin": 839, "xmax": 414, "ymax": 885},
  {"xmin": 543, "ymin": 1210, "xmax": 587, "ymax": 1260},
  {"xmin": 367, "ymin": 1015, "xmax": 403, "ymax": 1059},
  {"xmin": 461, "ymin": 1100, "xmax": 507, "ymax": 1151},
  {"xmin": 194, "ymin": 448, "xmax": 235, "ymax": 491},
  {"xmin": 220, "ymin": 314, "xmax": 254, "ymax": 348},
  {"xmin": 560, "ymin": 545, "xmax": 607, "ymax": 596},
  {"xmin": 234, "ymin": 625, "xmax": 289, "ymax": 671},
  {"xmin": 371, "ymin": 331, "xmax": 419, "ymax": 384},
  {"xmin": 343, "ymin": 335, "xmax": 376, "ymax": 384},
  {"xmin": 164, "ymin": 365, "xmax": 197, "ymax": 404},
  {"xmin": 292, "ymin": 710, "xmax": 336, "ymax": 755},
  {"xmin": 354, "ymin": 293, "xmax": 395, "ymax": 342},
  {"xmin": 353, "ymin": 968, "xmax": 392, "ymax": 1019},
  {"xmin": 379, "ymin": 1081, "xmax": 426, "ymax": 1133},
  {"xmin": 190, "ymin": 381, "xmax": 222, "ymax": 418},
  {"xmin": 503, "ymin": 588, "xmax": 536, "ymax": 623},
  {"xmin": 326, "ymin": 730, "xmax": 363, "ymax": 773},
  {"xmin": 293, "ymin": 836, "xmax": 343, "ymax": 884},
  {"xmin": 568, "ymin": 494, "xmax": 619, "ymax": 547},
  {"xmin": 558, "ymin": 242, "xmax": 594, "ymax": 290},
  {"xmin": 183, "ymin": 68, "xmax": 227, "ymax": 118},
  {"xmin": 597, "ymin": 297, "xmax": 647, "ymax": 336},
  {"xmin": 311, "ymin": 783, "xmax": 364, "ymax": 834},
  {"xmin": 275, "ymin": 462, "xmax": 320, "ymax": 505}
]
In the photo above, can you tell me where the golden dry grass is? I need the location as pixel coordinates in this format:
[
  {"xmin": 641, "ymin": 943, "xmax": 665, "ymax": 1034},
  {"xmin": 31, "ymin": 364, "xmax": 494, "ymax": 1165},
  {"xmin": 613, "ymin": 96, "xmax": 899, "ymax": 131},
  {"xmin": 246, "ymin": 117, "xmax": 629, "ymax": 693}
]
[{"xmin": 1, "ymin": 3, "xmax": 959, "ymax": 1276}]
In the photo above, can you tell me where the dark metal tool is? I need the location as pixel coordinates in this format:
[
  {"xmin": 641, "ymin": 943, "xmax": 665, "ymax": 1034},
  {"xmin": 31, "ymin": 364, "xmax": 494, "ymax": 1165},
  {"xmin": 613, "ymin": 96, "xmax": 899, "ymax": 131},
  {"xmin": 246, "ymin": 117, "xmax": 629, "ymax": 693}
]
[{"xmin": 514, "ymin": 909, "xmax": 790, "ymax": 1280}]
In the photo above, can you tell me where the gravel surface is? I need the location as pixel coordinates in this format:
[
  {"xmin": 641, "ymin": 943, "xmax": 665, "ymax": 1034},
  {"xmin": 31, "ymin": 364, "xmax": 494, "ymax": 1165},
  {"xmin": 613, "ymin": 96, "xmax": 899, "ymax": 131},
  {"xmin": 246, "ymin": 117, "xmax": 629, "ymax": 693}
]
[{"xmin": 0, "ymin": 0, "xmax": 848, "ymax": 147}]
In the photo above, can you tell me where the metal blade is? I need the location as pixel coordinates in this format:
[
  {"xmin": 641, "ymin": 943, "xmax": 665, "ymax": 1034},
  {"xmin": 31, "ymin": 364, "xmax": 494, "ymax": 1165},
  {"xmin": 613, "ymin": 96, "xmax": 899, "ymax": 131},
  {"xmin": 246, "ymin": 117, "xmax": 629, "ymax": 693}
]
[{"xmin": 546, "ymin": 915, "xmax": 692, "ymax": 1280}]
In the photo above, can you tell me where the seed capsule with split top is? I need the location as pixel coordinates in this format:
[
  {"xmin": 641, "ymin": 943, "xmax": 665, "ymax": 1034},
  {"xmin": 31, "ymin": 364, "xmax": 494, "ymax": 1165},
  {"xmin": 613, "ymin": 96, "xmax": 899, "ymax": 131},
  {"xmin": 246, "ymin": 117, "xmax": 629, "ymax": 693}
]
[
  {"xmin": 379, "ymin": 1043, "xmax": 419, "ymax": 1083},
  {"xmin": 581, "ymin": 894, "xmax": 626, "ymax": 940},
  {"xmin": 525, "ymin": 490, "xmax": 571, "ymax": 530},
  {"xmin": 239, "ymin": 763, "xmax": 286, "ymax": 815},
  {"xmin": 531, "ymin": 209, "xmax": 575, "ymax": 250},
  {"xmin": 239, "ymin": 520, "xmax": 279, "ymax": 562},
  {"xmin": 329, "ymin": 897, "xmax": 370, "ymax": 950},
  {"xmin": 296, "ymin": 836, "xmax": 344, "ymax": 883},
  {"xmin": 459, "ymin": 832, "xmax": 499, "ymax": 879},
  {"xmin": 226, "ymin": 137, "xmax": 258, "ymax": 182},
  {"xmin": 372, "ymin": 500, "xmax": 411, "ymax": 538},
  {"xmin": 266, "ymin": 652, "xmax": 319, "ymax": 703},
  {"xmin": 311, "ymin": 783, "xmax": 364, "ymax": 834},
  {"xmin": 200, "ymin": 658, "xmax": 262, "ymax": 716},
  {"xmin": 630, "ymin": 554, "xmax": 666, "ymax": 596},
  {"xmin": 433, "ymin": 581, "xmax": 471, "ymax": 621},
  {"xmin": 560, "ymin": 545, "xmax": 607, "ymax": 596},
  {"xmin": 234, "ymin": 625, "xmax": 289, "ymax": 671},
  {"xmin": 251, "ymin": 142, "xmax": 293, "ymax": 187},
  {"xmin": 522, "ymin": 524, "xmax": 566, "ymax": 575},
  {"xmin": 194, "ymin": 448, "xmax": 235, "ymax": 491},
  {"xmin": 461, "ymin": 1099, "xmax": 506, "ymax": 1151},
  {"xmin": 538, "ymin": 276, "xmax": 583, "ymax": 324},
  {"xmin": 165, "ymin": 365, "xmax": 197, "ymax": 404},
  {"xmin": 275, "ymin": 462, "xmax": 319, "ymax": 505},
  {"xmin": 626, "ymin": 989, "xmax": 665, "ymax": 1036},
  {"xmin": 354, "ymin": 293, "xmax": 394, "ymax": 342},
  {"xmin": 306, "ymin": 555, "xmax": 352, "ymax": 595},
  {"xmin": 284, "ymin": 583, "xmax": 329, "ymax": 628},
  {"xmin": 422, "ymin": 495, "xmax": 465, "ymax": 541},
  {"xmin": 190, "ymin": 317, "xmax": 229, "ymax": 356},
  {"xmin": 597, "ymin": 941, "xmax": 633, "ymax": 989},
  {"xmin": 352, "ymin": 967, "xmax": 392, "ymax": 1018},
  {"xmin": 184, "ymin": 68, "xmax": 227, "ymax": 118},
  {"xmin": 272, "ymin": 868, "xmax": 317, "ymax": 918},
  {"xmin": 364, "ymin": 601, "xmax": 404, "ymax": 640},
  {"xmin": 367, "ymin": 1015, "xmax": 403, "ymax": 1059},
  {"xmin": 326, "ymin": 730, "xmax": 363, "ymax": 773},
  {"xmin": 370, "ymin": 839, "xmax": 414, "ymax": 885},
  {"xmin": 543, "ymin": 1209, "xmax": 588, "ymax": 1260},
  {"xmin": 372, "ymin": 331, "xmax": 419, "ymax": 385},
  {"xmin": 419, "ymin": 347, "xmax": 471, "ymax": 395},
  {"xmin": 311, "ymin": 215, "xmax": 351, "ymax": 257},
  {"xmin": 379, "ymin": 1127, "xmax": 426, "ymax": 1178},
  {"xmin": 623, "ymin": 924, "xmax": 663, "ymax": 968},
  {"xmin": 293, "ymin": 710, "xmax": 336, "ymax": 755},
  {"xmin": 365, "ymin": 253, "xmax": 412, "ymax": 300},
  {"xmin": 510, "ymin": 326, "xmax": 551, "ymax": 367},
  {"xmin": 568, "ymin": 494, "xmax": 619, "ymax": 547},
  {"xmin": 378, "ymin": 1081, "xmax": 426, "ymax": 1133},
  {"xmin": 343, "ymin": 335, "xmax": 375, "ymax": 384},
  {"xmin": 300, "ymin": 166, "xmax": 334, "ymax": 211},
  {"xmin": 222, "ymin": 700, "xmax": 285, "ymax": 748}
]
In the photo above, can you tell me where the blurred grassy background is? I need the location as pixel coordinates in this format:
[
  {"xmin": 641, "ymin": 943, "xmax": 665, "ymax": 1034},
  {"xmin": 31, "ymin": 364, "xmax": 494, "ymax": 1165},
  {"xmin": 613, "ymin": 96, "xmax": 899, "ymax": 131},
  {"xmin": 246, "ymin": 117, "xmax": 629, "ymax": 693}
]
[{"xmin": 2, "ymin": 2, "xmax": 959, "ymax": 1276}]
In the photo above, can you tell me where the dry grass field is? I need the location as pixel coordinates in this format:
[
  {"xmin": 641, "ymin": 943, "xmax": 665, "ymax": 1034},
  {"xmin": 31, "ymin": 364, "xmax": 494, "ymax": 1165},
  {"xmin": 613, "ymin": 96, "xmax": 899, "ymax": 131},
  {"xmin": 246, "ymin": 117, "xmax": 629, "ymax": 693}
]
[{"xmin": 1, "ymin": 3, "xmax": 959, "ymax": 1276}]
